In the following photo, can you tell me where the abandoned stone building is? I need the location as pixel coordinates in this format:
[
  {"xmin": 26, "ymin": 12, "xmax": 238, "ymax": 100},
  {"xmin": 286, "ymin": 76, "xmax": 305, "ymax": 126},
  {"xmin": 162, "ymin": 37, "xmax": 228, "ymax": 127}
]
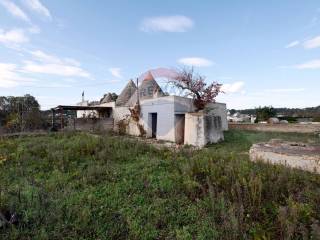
[{"xmin": 54, "ymin": 70, "xmax": 228, "ymax": 147}]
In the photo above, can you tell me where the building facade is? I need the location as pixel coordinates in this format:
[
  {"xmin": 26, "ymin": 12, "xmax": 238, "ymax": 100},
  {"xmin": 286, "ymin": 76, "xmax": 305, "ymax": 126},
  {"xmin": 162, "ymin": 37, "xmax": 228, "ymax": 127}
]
[{"xmin": 96, "ymin": 72, "xmax": 228, "ymax": 147}]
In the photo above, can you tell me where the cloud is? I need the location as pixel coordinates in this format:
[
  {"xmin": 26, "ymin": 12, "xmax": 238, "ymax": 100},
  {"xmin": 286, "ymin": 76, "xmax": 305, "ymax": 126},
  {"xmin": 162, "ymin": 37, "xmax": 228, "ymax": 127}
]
[
  {"xmin": 140, "ymin": 15, "xmax": 194, "ymax": 33},
  {"xmin": 23, "ymin": 0, "xmax": 51, "ymax": 19},
  {"xmin": 0, "ymin": 0, "xmax": 30, "ymax": 22},
  {"xmin": 221, "ymin": 81, "xmax": 245, "ymax": 93},
  {"xmin": 29, "ymin": 50, "xmax": 63, "ymax": 64},
  {"xmin": 294, "ymin": 59, "xmax": 320, "ymax": 69},
  {"xmin": 0, "ymin": 63, "xmax": 36, "ymax": 88},
  {"xmin": 265, "ymin": 88, "xmax": 305, "ymax": 93},
  {"xmin": 285, "ymin": 40, "xmax": 300, "ymax": 48},
  {"xmin": 303, "ymin": 35, "xmax": 320, "ymax": 49},
  {"xmin": 0, "ymin": 28, "xmax": 29, "ymax": 45},
  {"xmin": 22, "ymin": 50, "xmax": 91, "ymax": 78},
  {"xmin": 178, "ymin": 57, "xmax": 213, "ymax": 67},
  {"xmin": 23, "ymin": 62, "xmax": 90, "ymax": 78},
  {"xmin": 108, "ymin": 67, "xmax": 122, "ymax": 78}
]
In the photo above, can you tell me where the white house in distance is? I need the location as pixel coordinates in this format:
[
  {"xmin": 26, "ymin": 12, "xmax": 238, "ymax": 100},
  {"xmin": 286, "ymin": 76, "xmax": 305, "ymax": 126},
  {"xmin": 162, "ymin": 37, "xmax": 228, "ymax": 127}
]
[{"xmin": 94, "ymin": 71, "xmax": 228, "ymax": 147}]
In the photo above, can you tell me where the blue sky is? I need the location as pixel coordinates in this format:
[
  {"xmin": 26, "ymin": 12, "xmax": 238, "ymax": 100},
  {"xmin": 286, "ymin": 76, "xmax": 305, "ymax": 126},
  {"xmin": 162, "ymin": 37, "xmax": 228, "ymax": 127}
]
[{"xmin": 0, "ymin": 0, "xmax": 319, "ymax": 109}]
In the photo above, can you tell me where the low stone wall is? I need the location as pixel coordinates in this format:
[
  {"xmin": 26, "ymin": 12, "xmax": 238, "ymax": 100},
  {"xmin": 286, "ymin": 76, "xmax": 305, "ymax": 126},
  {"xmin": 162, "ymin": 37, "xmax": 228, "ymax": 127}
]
[
  {"xmin": 229, "ymin": 123, "xmax": 320, "ymax": 133},
  {"xmin": 250, "ymin": 139, "xmax": 320, "ymax": 174},
  {"xmin": 66, "ymin": 118, "xmax": 114, "ymax": 132}
]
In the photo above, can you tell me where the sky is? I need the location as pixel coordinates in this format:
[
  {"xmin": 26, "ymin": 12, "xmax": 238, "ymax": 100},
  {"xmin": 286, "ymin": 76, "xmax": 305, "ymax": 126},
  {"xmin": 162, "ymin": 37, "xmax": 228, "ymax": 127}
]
[{"xmin": 0, "ymin": 0, "xmax": 320, "ymax": 110}]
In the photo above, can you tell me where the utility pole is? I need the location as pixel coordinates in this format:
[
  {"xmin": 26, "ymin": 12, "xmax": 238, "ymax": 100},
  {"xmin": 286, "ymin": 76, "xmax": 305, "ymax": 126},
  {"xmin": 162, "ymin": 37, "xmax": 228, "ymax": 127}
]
[{"xmin": 136, "ymin": 78, "xmax": 139, "ymax": 105}]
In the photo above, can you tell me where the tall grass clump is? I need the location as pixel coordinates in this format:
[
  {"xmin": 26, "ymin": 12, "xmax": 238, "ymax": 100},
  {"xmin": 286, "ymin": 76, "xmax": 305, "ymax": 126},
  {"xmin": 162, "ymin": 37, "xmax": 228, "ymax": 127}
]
[
  {"xmin": 178, "ymin": 130, "xmax": 320, "ymax": 239},
  {"xmin": 0, "ymin": 130, "xmax": 319, "ymax": 239}
]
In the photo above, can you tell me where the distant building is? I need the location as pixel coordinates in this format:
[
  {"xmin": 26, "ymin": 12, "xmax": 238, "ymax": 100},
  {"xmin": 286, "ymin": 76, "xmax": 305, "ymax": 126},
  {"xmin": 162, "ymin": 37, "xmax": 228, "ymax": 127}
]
[
  {"xmin": 76, "ymin": 93, "xmax": 99, "ymax": 118},
  {"xmin": 227, "ymin": 112, "xmax": 251, "ymax": 122}
]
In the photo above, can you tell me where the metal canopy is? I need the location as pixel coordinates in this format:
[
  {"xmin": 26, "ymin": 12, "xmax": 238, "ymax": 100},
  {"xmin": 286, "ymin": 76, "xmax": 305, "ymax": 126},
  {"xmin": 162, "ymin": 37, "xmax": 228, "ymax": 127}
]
[
  {"xmin": 50, "ymin": 105, "xmax": 113, "ymax": 130},
  {"xmin": 51, "ymin": 105, "xmax": 112, "ymax": 111}
]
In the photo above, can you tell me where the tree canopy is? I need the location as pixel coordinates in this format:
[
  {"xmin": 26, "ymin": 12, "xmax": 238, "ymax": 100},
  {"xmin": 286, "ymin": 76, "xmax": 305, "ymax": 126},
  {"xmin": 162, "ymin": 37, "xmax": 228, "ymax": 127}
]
[
  {"xmin": 255, "ymin": 106, "xmax": 276, "ymax": 122},
  {"xmin": 170, "ymin": 68, "xmax": 222, "ymax": 110},
  {"xmin": 0, "ymin": 94, "xmax": 42, "ymax": 132}
]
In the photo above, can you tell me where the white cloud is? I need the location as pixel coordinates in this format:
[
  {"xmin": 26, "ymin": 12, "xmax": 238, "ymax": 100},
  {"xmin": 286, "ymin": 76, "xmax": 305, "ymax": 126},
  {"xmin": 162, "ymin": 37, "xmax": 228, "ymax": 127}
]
[
  {"xmin": 23, "ymin": 0, "xmax": 51, "ymax": 19},
  {"xmin": 140, "ymin": 15, "xmax": 194, "ymax": 32},
  {"xmin": 0, "ymin": 0, "xmax": 30, "ymax": 22},
  {"xmin": 0, "ymin": 28, "xmax": 29, "ymax": 44},
  {"xmin": 178, "ymin": 57, "xmax": 213, "ymax": 67},
  {"xmin": 265, "ymin": 88, "xmax": 305, "ymax": 93},
  {"xmin": 0, "ymin": 63, "xmax": 35, "ymax": 88},
  {"xmin": 22, "ymin": 50, "xmax": 91, "ymax": 78},
  {"xmin": 285, "ymin": 40, "xmax": 300, "ymax": 48},
  {"xmin": 221, "ymin": 81, "xmax": 245, "ymax": 93},
  {"xmin": 108, "ymin": 67, "xmax": 122, "ymax": 78},
  {"xmin": 29, "ymin": 50, "xmax": 81, "ymax": 66},
  {"xmin": 294, "ymin": 59, "xmax": 320, "ymax": 69},
  {"xmin": 23, "ymin": 61, "xmax": 90, "ymax": 78},
  {"xmin": 303, "ymin": 35, "xmax": 320, "ymax": 49},
  {"xmin": 29, "ymin": 50, "xmax": 62, "ymax": 64}
]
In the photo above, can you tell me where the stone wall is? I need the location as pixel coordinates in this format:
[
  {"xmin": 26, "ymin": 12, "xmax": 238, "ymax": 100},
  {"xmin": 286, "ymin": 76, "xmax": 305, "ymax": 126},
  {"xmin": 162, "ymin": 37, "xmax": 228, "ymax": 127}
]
[
  {"xmin": 229, "ymin": 123, "xmax": 320, "ymax": 133},
  {"xmin": 112, "ymin": 106, "xmax": 141, "ymax": 136},
  {"xmin": 66, "ymin": 118, "xmax": 113, "ymax": 132}
]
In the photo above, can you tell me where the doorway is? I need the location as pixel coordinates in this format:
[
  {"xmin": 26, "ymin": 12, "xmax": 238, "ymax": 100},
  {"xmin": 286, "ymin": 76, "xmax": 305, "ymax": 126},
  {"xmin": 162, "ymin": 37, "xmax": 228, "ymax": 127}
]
[
  {"xmin": 151, "ymin": 113, "xmax": 157, "ymax": 138},
  {"xmin": 175, "ymin": 114, "xmax": 185, "ymax": 144}
]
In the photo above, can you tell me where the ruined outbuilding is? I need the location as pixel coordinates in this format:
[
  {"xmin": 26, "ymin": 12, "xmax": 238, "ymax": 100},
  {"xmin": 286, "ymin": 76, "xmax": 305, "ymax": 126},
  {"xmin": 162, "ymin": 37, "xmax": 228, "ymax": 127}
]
[
  {"xmin": 100, "ymin": 71, "xmax": 227, "ymax": 147},
  {"xmin": 250, "ymin": 139, "xmax": 320, "ymax": 174},
  {"xmin": 56, "ymin": 69, "xmax": 228, "ymax": 147}
]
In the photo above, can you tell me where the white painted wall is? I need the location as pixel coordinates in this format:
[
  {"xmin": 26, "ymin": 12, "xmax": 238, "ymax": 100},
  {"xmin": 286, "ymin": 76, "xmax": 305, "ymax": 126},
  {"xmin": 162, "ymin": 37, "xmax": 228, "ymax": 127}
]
[
  {"xmin": 184, "ymin": 113, "xmax": 206, "ymax": 147},
  {"xmin": 206, "ymin": 102, "xmax": 228, "ymax": 131},
  {"xmin": 100, "ymin": 95, "xmax": 227, "ymax": 146},
  {"xmin": 140, "ymin": 96, "xmax": 176, "ymax": 141},
  {"xmin": 184, "ymin": 112, "xmax": 224, "ymax": 147},
  {"xmin": 173, "ymin": 96, "xmax": 195, "ymax": 113}
]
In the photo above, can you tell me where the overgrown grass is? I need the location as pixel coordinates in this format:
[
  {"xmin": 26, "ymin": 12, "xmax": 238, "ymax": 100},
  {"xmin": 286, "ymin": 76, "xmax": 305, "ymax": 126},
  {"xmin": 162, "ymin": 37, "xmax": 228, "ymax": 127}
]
[{"xmin": 0, "ymin": 130, "xmax": 319, "ymax": 239}]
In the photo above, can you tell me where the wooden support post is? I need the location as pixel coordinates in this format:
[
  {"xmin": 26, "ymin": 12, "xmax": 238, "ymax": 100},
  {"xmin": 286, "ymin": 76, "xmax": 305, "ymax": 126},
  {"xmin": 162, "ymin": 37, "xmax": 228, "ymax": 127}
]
[{"xmin": 136, "ymin": 78, "xmax": 140, "ymax": 105}]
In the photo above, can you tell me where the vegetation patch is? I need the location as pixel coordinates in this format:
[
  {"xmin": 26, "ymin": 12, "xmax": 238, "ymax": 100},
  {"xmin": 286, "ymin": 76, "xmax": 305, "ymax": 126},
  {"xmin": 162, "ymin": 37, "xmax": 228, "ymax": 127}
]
[{"xmin": 0, "ymin": 130, "xmax": 319, "ymax": 239}]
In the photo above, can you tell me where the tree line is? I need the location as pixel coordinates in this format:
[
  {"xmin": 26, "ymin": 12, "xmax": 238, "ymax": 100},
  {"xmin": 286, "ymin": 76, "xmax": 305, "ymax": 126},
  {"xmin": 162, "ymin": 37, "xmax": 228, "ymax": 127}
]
[
  {"xmin": 234, "ymin": 106, "xmax": 320, "ymax": 119},
  {"xmin": 0, "ymin": 94, "xmax": 49, "ymax": 133}
]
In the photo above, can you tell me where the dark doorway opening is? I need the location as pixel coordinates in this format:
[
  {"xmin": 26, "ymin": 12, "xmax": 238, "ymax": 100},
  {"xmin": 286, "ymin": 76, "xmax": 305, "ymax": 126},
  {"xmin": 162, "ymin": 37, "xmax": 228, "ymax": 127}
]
[
  {"xmin": 151, "ymin": 113, "xmax": 157, "ymax": 138},
  {"xmin": 175, "ymin": 114, "xmax": 185, "ymax": 144}
]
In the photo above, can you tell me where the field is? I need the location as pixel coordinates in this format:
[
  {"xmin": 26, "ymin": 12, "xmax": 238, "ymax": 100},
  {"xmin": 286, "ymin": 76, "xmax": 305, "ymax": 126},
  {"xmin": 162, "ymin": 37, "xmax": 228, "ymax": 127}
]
[{"xmin": 0, "ymin": 130, "xmax": 320, "ymax": 239}]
